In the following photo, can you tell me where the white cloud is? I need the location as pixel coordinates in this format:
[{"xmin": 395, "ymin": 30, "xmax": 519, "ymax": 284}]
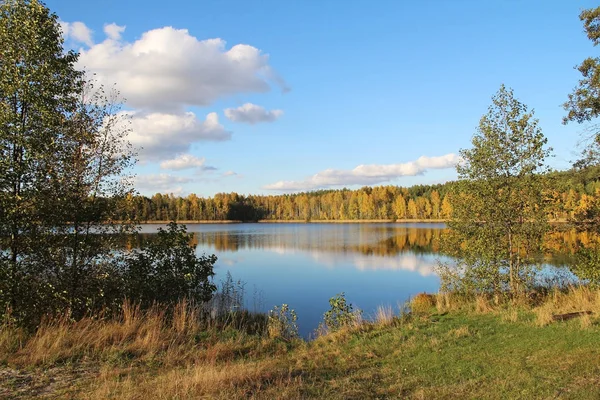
[
  {"xmin": 268, "ymin": 248, "xmax": 437, "ymax": 277},
  {"xmin": 126, "ymin": 111, "xmax": 231, "ymax": 161},
  {"xmin": 60, "ymin": 21, "xmax": 94, "ymax": 47},
  {"xmin": 224, "ymin": 103, "xmax": 283, "ymax": 124},
  {"xmin": 264, "ymin": 154, "xmax": 460, "ymax": 191},
  {"xmin": 223, "ymin": 171, "xmax": 238, "ymax": 177},
  {"xmin": 134, "ymin": 174, "xmax": 193, "ymax": 195},
  {"xmin": 77, "ymin": 25, "xmax": 288, "ymax": 112},
  {"xmin": 103, "ymin": 23, "xmax": 125, "ymax": 41},
  {"xmin": 160, "ymin": 154, "xmax": 209, "ymax": 170}
]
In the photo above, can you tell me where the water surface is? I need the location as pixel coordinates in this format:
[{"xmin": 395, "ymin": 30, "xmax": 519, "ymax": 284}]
[
  {"xmin": 138, "ymin": 222, "xmax": 585, "ymax": 336},
  {"xmin": 140, "ymin": 223, "xmax": 447, "ymax": 337}
]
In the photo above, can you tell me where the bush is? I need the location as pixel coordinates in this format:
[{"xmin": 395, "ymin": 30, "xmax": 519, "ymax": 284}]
[
  {"xmin": 319, "ymin": 293, "xmax": 361, "ymax": 333},
  {"xmin": 411, "ymin": 293, "xmax": 435, "ymax": 314},
  {"xmin": 123, "ymin": 222, "xmax": 217, "ymax": 307},
  {"xmin": 267, "ymin": 304, "xmax": 298, "ymax": 340},
  {"xmin": 572, "ymin": 246, "xmax": 600, "ymax": 286}
]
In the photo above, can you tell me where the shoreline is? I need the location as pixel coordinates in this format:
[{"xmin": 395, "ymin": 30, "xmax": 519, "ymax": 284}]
[
  {"xmin": 134, "ymin": 218, "xmax": 570, "ymax": 225},
  {"xmin": 136, "ymin": 218, "xmax": 569, "ymax": 224},
  {"xmin": 137, "ymin": 219, "xmax": 448, "ymax": 224}
]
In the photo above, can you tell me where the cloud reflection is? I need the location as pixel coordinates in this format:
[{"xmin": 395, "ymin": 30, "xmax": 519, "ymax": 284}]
[{"xmin": 269, "ymin": 247, "xmax": 438, "ymax": 277}]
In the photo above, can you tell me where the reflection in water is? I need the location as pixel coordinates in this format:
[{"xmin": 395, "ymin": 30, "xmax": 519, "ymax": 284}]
[
  {"xmin": 135, "ymin": 224, "xmax": 446, "ymax": 278},
  {"xmin": 132, "ymin": 223, "xmax": 588, "ymax": 337},
  {"xmin": 136, "ymin": 223, "xmax": 588, "ymax": 269},
  {"xmin": 268, "ymin": 247, "xmax": 439, "ymax": 277},
  {"xmin": 153, "ymin": 224, "xmax": 446, "ymax": 258}
]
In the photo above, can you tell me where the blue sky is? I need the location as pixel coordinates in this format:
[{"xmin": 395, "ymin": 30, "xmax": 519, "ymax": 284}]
[{"xmin": 47, "ymin": 0, "xmax": 599, "ymax": 197}]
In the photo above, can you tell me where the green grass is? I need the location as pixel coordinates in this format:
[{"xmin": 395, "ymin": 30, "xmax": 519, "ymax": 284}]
[
  {"xmin": 286, "ymin": 312, "xmax": 600, "ymax": 399},
  {"xmin": 2, "ymin": 298, "xmax": 600, "ymax": 399}
]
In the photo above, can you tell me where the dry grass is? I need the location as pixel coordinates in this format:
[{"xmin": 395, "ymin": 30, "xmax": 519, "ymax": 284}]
[
  {"xmin": 0, "ymin": 323, "xmax": 26, "ymax": 363},
  {"xmin": 3, "ymin": 289, "xmax": 600, "ymax": 399},
  {"xmin": 1, "ymin": 301, "xmax": 275, "ymax": 368},
  {"xmin": 448, "ymin": 325, "xmax": 471, "ymax": 338},
  {"xmin": 581, "ymin": 313, "xmax": 593, "ymax": 329},
  {"xmin": 435, "ymin": 292, "xmax": 450, "ymax": 312},
  {"xmin": 475, "ymin": 295, "xmax": 494, "ymax": 313},
  {"xmin": 435, "ymin": 292, "xmax": 471, "ymax": 313},
  {"xmin": 0, "ymin": 301, "xmax": 296, "ymax": 398},
  {"xmin": 501, "ymin": 307, "xmax": 519, "ymax": 323},
  {"xmin": 534, "ymin": 305, "xmax": 555, "ymax": 326},
  {"xmin": 534, "ymin": 286, "xmax": 600, "ymax": 326},
  {"xmin": 411, "ymin": 293, "xmax": 435, "ymax": 314},
  {"xmin": 374, "ymin": 305, "xmax": 395, "ymax": 327},
  {"xmin": 88, "ymin": 361, "xmax": 301, "ymax": 400}
]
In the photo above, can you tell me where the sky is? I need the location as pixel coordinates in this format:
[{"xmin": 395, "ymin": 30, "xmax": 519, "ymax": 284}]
[{"xmin": 47, "ymin": 0, "xmax": 600, "ymax": 197}]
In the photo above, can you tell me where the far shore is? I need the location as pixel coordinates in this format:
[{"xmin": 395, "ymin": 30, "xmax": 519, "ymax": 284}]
[{"xmin": 135, "ymin": 218, "xmax": 569, "ymax": 224}]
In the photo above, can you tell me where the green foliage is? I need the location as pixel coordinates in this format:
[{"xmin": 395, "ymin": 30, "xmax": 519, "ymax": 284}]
[
  {"xmin": 563, "ymin": 6, "xmax": 600, "ymax": 164},
  {"xmin": 267, "ymin": 304, "xmax": 298, "ymax": 340},
  {"xmin": 445, "ymin": 85, "xmax": 551, "ymax": 295},
  {"xmin": 123, "ymin": 222, "xmax": 217, "ymax": 307},
  {"xmin": 0, "ymin": 1, "xmax": 217, "ymax": 328},
  {"xmin": 319, "ymin": 293, "xmax": 361, "ymax": 333},
  {"xmin": 0, "ymin": 0, "xmax": 138, "ymax": 326},
  {"xmin": 572, "ymin": 246, "xmax": 600, "ymax": 286}
]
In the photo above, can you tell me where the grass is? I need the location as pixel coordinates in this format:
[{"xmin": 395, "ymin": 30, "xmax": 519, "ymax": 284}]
[{"xmin": 2, "ymin": 288, "xmax": 600, "ymax": 399}]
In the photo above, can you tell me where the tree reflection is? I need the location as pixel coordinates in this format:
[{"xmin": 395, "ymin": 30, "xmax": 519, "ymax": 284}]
[{"xmin": 91, "ymin": 225, "xmax": 598, "ymax": 269}]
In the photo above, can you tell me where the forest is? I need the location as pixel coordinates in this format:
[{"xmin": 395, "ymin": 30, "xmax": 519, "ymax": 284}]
[{"xmin": 124, "ymin": 166, "xmax": 600, "ymax": 223}]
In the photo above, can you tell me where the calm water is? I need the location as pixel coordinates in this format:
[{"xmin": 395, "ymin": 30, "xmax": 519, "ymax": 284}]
[
  {"xmin": 139, "ymin": 223, "xmax": 446, "ymax": 337},
  {"xmin": 138, "ymin": 222, "xmax": 575, "ymax": 337}
]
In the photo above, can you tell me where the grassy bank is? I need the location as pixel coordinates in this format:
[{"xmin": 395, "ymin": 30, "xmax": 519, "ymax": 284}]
[{"xmin": 2, "ymin": 288, "xmax": 600, "ymax": 399}]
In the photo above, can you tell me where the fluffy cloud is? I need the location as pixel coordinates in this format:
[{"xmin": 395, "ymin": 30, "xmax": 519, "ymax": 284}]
[
  {"xmin": 223, "ymin": 171, "xmax": 238, "ymax": 177},
  {"xmin": 104, "ymin": 23, "xmax": 125, "ymax": 40},
  {"xmin": 224, "ymin": 103, "xmax": 283, "ymax": 124},
  {"xmin": 59, "ymin": 21, "xmax": 94, "ymax": 47},
  {"xmin": 127, "ymin": 111, "xmax": 231, "ymax": 161},
  {"xmin": 264, "ymin": 154, "xmax": 460, "ymax": 191},
  {"xmin": 77, "ymin": 26, "xmax": 288, "ymax": 112},
  {"xmin": 160, "ymin": 154, "xmax": 214, "ymax": 171},
  {"xmin": 134, "ymin": 174, "xmax": 193, "ymax": 195}
]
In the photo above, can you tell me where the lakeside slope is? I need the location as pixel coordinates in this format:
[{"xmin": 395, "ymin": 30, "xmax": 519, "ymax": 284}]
[{"xmin": 2, "ymin": 291, "xmax": 600, "ymax": 399}]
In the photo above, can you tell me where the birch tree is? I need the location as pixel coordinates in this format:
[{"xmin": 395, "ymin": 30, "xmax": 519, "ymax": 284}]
[{"xmin": 442, "ymin": 85, "xmax": 551, "ymax": 295}]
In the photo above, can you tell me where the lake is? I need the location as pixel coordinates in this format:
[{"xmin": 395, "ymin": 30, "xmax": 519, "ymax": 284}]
[{"xmin": 138, "ymin": 222, "xmax": 575, "ymax": 337}]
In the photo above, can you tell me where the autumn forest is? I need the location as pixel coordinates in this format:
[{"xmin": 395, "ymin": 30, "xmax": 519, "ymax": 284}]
[{"xmin": 125, "ymin": 166, "xmax": 600, "ymax": 223}]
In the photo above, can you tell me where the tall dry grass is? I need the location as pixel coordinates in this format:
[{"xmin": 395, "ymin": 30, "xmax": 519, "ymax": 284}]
[
  {"xmin": 430, "ymin": 286, "xmax": 600, "ymax": 328},
  {"xmin": 0, "ymin": 300, "xmax": 275, "ymax": 368},
  {"xmin": 0, "ymin": 321, "xmax": 26, "ymax": 362},
  {"xmin": 88, "ymin": 360, "xmax": 303, "ymax": 399},
  {"xmin": 534, "ymin": 286, "xmax": 600, "ymax": 326},
  {"xmin": 411, "ymin": 293, "xmax": 435, "ymax": 314},
  {"xmin": 475, "ymin": 295, "xmax": 494, "ymax": 313},
  {"xmin": 374, "ymin": 305, "xmax": 395, "ymax": 327}
]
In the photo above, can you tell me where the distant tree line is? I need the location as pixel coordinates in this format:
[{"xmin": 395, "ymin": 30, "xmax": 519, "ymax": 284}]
[{"xmin": 121, "ymin": 166, "xmax": 600, "ymax": 223}]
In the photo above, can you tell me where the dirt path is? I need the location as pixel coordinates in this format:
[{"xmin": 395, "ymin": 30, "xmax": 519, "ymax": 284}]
[{"xmin": 0, "ymin": 366, "xmax": 94, "ymax": 399}]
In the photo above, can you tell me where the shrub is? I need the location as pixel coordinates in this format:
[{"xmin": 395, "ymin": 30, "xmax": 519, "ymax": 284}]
[
  {"xmin": 571, "ymin": 246, "xmax": 600, "ymax": 286},
  {"xmin": 267, "ymin": 304, "xmax": 298, "ymax": 340},
  {"xmin": 319, "ymin": 293, "xmax": 361, "ymax": 333},
  {"xmin": 411, "ymin": 293, "xmax": 435, "ymax": 314},
  {"xmin": 123, "ymin": 222, "xmax": 217, "ymax": 307}
]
